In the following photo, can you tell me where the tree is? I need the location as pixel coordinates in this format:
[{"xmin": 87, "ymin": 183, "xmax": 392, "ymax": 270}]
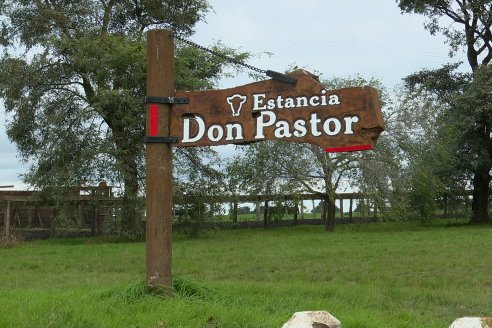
[
  {"xmin": 173, "ymin": 147, "xmax": 224, "ymax": 235},
  {"xmin": 397, "ymin": 0, "xmax": 492, "ymax": 69},
  {"xmin": 230, "ymin": 73, "xmax": 388, "ymax": 231},
  {"xmin": 397, "ymin": 0, "xmax": 492, "ymax": 223},
  {"xmin": 364, "ymin": 82, "xmax": 462, "ymax": 222},
  {"xmin": 447, "ymin": 65, "xmax": 492, "ymax": 221},
  {"xmin": 0, "ymin": 0, "xmax": 250, "ymax": 236},
  {"xmin": 226, "ymin": 143, "xmax": 303, "ymax": 227}
]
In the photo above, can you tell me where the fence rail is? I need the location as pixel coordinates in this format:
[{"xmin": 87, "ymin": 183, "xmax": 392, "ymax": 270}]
[{"xmin": 1, "ymin": 189, "xmax": 489, "ymax": 237}]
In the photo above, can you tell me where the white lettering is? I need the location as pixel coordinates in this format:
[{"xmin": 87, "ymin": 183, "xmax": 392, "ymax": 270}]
[
  {"xmin": 249, "ymin": 90, "xmax": 341, "ymax": 111},
  {"xmin": 343, "ymin": 116, "xmax": 359, "ymax": 134},
  {"xmin": 310, "ymin": 113, "xmax": 322, "ymax": 137},
  {"xmin": 276, "ymin": 95, "xmax": 284, "ymax": 109},
  {"xmin": 255, "ymin": 111, "xmax": 276, "ymax": 139},
  {"xmin": 253, "ymin": 93, "xmax": 266, "ymax": 110},
  {"xmin": 296, "ymin": 96, "xmax": 308, "ymax": 107},
  {"xmin": 321, "ymin": 89, "xmax": 327, "ymax": 106},
  {"xmin": 207, "ymin": 124, "xmax": 224, "ymax": 142},
  {"xmin": 183, "ymin": 108, "xmax": 360, "ymax": 145},
  {"xmin": 323, "ymin": 118, "xmax": 342, "ymax": 136},
  {"xmin": 329, "ymin": 94, "xmax": 340, "ymax": 105},
  {"xmin": 293, "ymin": 119, "xmax": 307, "ymax": 137},
  {"xmin": 285, "ymin": 97, "xmax": 295, "ymax": 109},
  {"xmin": 274, "ymin": 120, "xmax": 292, "ymax": 138},
  {"xmin": 225, "ymin": 123, "xmax": 244, "ymax": 141},
  {"xmin": 182, "ymin": 115, "xmax": 205, "ymax": 143},
  {"xmin": 309, "ymin": 96, "xmax": 320, "ymax": 107}
]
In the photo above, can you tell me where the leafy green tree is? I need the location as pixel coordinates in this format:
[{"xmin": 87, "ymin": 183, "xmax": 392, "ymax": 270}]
[
  {"xmin": 397, "ymin": 0, "xmax": 492, "ymax": 69},
  {"xmin": 173, "ymin": 147, "xmax": 224, "ymax": 235},
  {"xmin": 230, "ymin": 73, "xmax": 388, "ymax": 231},
  {"xmin": 367, "ymin": 83, "xmax": 460, "ymax": 221},
  {"xmin": 226, "ymin": 143, "xmax": 303, "ymax": 227},
  {"xmin": 447, "ymin": 65, "xmax": 492, "ymax": 221},
  {"xmin": 0, "ymin": 0, "xmax": 249, "ymax": 236},
  {"xmin": 397, "ymin": 0, "xmax": 492, "ymax": 223}
]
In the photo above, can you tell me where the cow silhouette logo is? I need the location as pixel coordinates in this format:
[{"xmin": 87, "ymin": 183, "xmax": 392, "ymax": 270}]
[{"xmin": 226, "ymin": 94, "xmax": 247, "ymax": 117}]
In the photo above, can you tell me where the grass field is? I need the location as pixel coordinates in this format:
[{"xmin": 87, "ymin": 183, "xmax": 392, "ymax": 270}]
[{"xmin": 1, "ymin": 221, "xmax": 491, "ymax": 328}]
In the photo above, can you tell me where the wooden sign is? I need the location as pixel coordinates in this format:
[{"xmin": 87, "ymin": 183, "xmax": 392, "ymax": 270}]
[
  {"xmin": 170, "ymin": 70, "xmax": 384, "ymax": 152},
  {"xmin": 145, "ymin": 30, "xmax": 385, "ymax": 293}
]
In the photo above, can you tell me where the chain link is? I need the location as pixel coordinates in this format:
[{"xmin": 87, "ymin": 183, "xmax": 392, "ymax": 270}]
[{"xmin": 172, "ymin": 33, "xmax": 266, "ymax": 74}]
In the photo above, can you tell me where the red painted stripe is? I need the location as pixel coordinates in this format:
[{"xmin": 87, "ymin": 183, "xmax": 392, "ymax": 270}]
[
  {"xmin": 149, "ymin": 104, "xmax": 159, "ymax": 136},
  {"xmin": 324, "ymin": 144, "xmax": 373, "ymax": 153}
]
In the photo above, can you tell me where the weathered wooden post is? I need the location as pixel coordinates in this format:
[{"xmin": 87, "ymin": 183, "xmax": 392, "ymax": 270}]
[
  {"xmin": 360, "ymin": 198, "xmax": 365, "ymax": 217},
  {"xmin": 3, "ymin": 200, "xmax": 10, "ymax": 238},
  {"xmin": 145, "ymin": 29, "xmax": 174, "ymax": 292},
  {"xmin": 263, "ymin": 200, "xmax": 269, "ymax": 227},
  {"xmin": 27, "ymin": 206, "xmax": 33, "ymax": 228},
  {"xmin": 349, "ymin": 195, "xmax": 353, "ymax": 220},
  {"xmin": 293, "ymin": 200, "xmax": 299, "ymax": 225},
  {"xmin": 339, "ymin": 198, "xmax": 344, "ymax": 218},
  {"xmin": 232, "ymin": 201, "xmax": 238, "ymax": 228}
]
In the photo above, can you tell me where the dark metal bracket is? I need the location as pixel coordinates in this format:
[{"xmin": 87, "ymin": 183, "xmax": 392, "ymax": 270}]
[
  {"xmin": 143, "ymin": 136, "xmax": 179, "ymax": 144},
  {"xmin": 145, "ymin": 96, "xmax": 189, "ymax": 104},
  {"xmin": 266, "ymin": 70, "xmax": 297, "ymax": 86}
]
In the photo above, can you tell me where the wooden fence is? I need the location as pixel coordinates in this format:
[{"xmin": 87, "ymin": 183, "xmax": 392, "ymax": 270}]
[
  {"xmin": 0, "ymin": 187, "xmax": 118, "ymax": 237},
  {"xmin": 174, "ymin": 190, "xmax": 486, "ymax": 224},
  {"xmin": 1, "ymin": 189, "xmax": 489, "ymax": 237}
]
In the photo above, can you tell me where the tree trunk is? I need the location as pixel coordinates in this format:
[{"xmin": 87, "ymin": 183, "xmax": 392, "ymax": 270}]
[
  {"xmin": 120, "ymin": 160, "xmax": 140, "ymax": 235},
  {"xmin": 325, "ymin": 197, "xmax": 336, "ymax": 232},
  {"xmin": 470, "ymin": 164, "xmax": 491, "ymax": 224},
  {"xmin": 321, "ymin": 200, "xmax": 327, "ymax": 223},
  {"xmin": 232, "ymin": 201, "xmax": 238, "ymax": 228},
  {"xmin": 293, "ymin": 201, "xmax": 298, "ymax": 225},
  {"xmin": 3, "ymin": 201, "xmax": 10, "ymax": 238},
  {"xmin": 107, "ymin": 111, "xmax": 143, "ymax": 237}
]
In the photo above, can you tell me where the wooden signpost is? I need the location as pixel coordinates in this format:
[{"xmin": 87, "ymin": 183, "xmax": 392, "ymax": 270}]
[
  {"xmin": 145, "ymin": 30, "xmax": 174, "ymax": 291},
  {"xmin": 144, "ymin": 29, "xmax": 385, "ymax": 292}
]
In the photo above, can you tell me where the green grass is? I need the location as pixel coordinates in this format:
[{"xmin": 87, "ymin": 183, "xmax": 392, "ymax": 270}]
[{"xmin": 1, "ymin": 221, "xmax": 491, "ymax": 327}]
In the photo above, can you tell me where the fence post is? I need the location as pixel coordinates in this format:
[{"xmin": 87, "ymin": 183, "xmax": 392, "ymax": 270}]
[
  {"xmin": 361, "ymin": 198, "xmax": 365, "ymax": 217},
  {"xmin": 263, "ymin": 200, "xmax": 269, "ymax": 227},
  {"xmin": 339, "ymin": 198, "xmax": 344, "ymax": 218},
  {"xmin": 232, "ymin": 201, "xmax": 238, "ymax": 228},
  {"xmin": 27, "ymin": 206, "xmax": 33, "ymax": 228},
  {"xmin": 4, "ymin": 200, "xmax": 10, "ymax": 238},
  {"xmin": 349, "ymin": 196, "xmax": 353, "ymax": 220},
  {"xmin": 293, "ymin": 200, "xmax": 298, "ymax": 225}
]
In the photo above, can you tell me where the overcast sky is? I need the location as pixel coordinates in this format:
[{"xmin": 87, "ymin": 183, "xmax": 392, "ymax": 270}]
[{"xmin": 1, "ymin": 0, "xmax": 467, "ymax": 189}]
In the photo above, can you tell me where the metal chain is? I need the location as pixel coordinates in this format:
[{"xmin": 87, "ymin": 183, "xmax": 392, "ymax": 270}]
[{"xmin": 172, "ymin": 33, "xmax": 266, "ymax": 74}]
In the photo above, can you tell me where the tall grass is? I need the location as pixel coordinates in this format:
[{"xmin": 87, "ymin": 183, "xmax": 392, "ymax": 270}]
[{"xmin": 0, "ymin": 221, "xmax": 491, "ymax": 327}]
